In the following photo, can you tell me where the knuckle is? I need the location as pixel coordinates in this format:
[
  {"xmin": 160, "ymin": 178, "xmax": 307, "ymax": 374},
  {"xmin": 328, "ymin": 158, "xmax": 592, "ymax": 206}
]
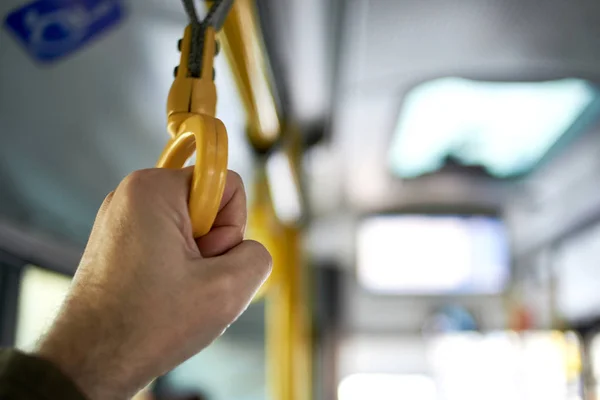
[
  {"xmin": 104, "ymin": 190, "xmax": 115, "ymax": 201},
  {"xmin": 119, "ymin": 169, "xmax": 160, "ymax": 199},
  {"xmin": 122, "ymin": 169, "xmax": 154, "ymax": 188},
  {"xmin": 216, "ymin": 272, "xmax": 237, "ymax": 294},
  {"xmin": 248, "ymin": 240, "xmax": 273, "ymax": 277},
  {"xmin": 97, "ymin": 191, "xmax": 115, "ymax": 215},
  {"xmin": 228, "ymin": 170, "xmax": 244, "ymax": 189},
  {"xmin": 221, "ymin": 298, "xmax": 242, "ymax": 323},
  {"xmin": 213, "ymin": 274, "xmax": 242, "ymax": 319},
  {"xmin": 102, "ymin": 191, "xmax": 115, "ymax": 207}
]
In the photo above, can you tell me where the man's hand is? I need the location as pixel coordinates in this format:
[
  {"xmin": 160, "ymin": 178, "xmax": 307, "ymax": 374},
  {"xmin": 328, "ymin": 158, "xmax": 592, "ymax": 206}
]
[{"xmin": 34, "ymin": 168, "xmax": 272, "ymax": 400}]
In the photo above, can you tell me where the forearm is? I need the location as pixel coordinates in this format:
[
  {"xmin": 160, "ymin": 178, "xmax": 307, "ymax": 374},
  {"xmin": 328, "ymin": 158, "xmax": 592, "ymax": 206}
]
[
  {"xmin": 0, "ymin": 348, "xmax": 87, "ymax": 400},
  {"xmin": 34, "ymin": 293, "xmax": 148, "ymax": 400}
]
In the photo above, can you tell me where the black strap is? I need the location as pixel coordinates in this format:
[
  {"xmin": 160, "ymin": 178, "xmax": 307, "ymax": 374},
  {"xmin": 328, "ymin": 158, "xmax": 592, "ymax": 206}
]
[
  {"xmin": 0, "ymin": 349, "xmax": 87, "ymax": 400},
  {"xmin": 181, "ymin": 0, "xmax": 204, "ymax": 78}
]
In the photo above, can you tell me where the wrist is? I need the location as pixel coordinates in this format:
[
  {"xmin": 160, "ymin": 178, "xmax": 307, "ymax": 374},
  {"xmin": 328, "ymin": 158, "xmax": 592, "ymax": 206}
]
[{"xmin": 34, "ymin": 321, "xmax": 133, "ymax": 400}]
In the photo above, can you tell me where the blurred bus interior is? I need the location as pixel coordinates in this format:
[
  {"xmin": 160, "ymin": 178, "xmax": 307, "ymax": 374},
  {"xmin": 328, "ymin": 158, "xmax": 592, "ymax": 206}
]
[{"xmin": 3, "ymin": 0, "xmax": 600, "ymax": 399}]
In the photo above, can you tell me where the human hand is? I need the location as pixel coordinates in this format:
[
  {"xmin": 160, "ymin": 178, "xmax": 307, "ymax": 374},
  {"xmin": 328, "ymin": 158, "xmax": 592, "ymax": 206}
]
[{"xmin": 35, "ymin": 168, "xmax": 272, "ymax": 400}]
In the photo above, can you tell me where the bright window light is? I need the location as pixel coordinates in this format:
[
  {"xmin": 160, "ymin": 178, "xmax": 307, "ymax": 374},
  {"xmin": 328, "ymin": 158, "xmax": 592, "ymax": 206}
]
[
  {"xmin": 16, "ymin": 266, "xmax": 71, "ymax": 350},
  {"xmin": 356, "ymin": 215, "xmax": 509, "ymax": 294},
  {"xmin": 389, "ymin": 78, "xmax": 596, "ymax": 178},
  {"xmin": 338, "ymin": 374, "xmax": 437, "ymax": 400},
  {"xmin": 266, "ymin": 151, "xmax": 302, "ymax": 224},
  {"xmin": 428, "ymin": 331, "xmax": 580, "ymax": 400},
  {"xmin": 591, "ymin": 334, "xmax": 600, "ymax": 398}
]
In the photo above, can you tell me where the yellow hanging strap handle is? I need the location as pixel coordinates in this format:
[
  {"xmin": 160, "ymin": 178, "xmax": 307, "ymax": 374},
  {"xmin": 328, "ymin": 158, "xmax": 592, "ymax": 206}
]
[{"xmin": 156, "ymin": 17, "xmax": 229, "ymax": 237}]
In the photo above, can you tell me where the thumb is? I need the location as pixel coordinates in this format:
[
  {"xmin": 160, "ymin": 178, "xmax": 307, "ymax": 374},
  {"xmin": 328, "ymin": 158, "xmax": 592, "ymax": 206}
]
[
  {"xmin": 203, "ymin": 240, "xmax": 272, "ymax": 319},
  {"xmin": 217, "ymin": 240, "xmax": 273, "ymax": 290},
  {"xmin": 200, "ymin": 240, "xmax": 272, "ymax": 325}
]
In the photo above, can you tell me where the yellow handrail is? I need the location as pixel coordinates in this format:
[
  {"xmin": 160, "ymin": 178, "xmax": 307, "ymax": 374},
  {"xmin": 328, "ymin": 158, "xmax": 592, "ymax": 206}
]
[{"xmin": 218, "ymin": 0, "xmax": 281, "ymax": 151}]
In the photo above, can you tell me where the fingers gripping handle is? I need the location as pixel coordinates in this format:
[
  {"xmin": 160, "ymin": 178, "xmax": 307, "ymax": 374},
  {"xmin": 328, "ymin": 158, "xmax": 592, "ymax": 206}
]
[{"xmin": 156, "ymin": 115, "xmax": 228, "ymax": 237}]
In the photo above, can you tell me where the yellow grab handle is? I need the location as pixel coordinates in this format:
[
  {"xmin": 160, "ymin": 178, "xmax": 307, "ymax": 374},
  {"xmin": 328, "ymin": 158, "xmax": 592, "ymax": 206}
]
[{"xmin": 156, "ymin": 114, "xmax": 228, "ymax": 238}]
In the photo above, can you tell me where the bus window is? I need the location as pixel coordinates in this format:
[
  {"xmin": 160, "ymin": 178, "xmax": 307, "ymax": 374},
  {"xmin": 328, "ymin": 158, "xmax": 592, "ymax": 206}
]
[{"xmin": 15, "ymin": 266, "xmax": 71, "ymax": 351}]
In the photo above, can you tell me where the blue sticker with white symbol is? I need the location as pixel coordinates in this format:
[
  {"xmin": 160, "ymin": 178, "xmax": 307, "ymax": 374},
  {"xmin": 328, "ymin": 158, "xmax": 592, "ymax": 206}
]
[{"xmin": 4, "ymin": 0, "xmax": 125, "ymax": 63}]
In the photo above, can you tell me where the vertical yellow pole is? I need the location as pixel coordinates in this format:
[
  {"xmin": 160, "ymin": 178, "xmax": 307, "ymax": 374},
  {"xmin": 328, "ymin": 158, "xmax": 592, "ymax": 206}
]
[
  {"xmin": 266, "ymin": 225, "xmax": 310, "ymax": 400},
  {"xmin": 264, "ymin": 127, "xmax": 311, "ymax": 400},
  {"xmin": 249, "ymin": 155, "xmax": 312, "ymax": 400},
  {"xmin": 247, "ymin": 167, "xmax": 293, "ymax": 400},
  {"xmin": 288, "ymin": 126, "xmax": 312, "ymax": 400},
  {"xmin": 217, "ymin": 0, "xmax": 313, "ymax": 397},
  {"xmin": 267, "ymin": 235, "xmax": 293, "ymax": 400},
  {"xmin": 288, "ymin": 226, "xmax": 312, "ymax": 400}
]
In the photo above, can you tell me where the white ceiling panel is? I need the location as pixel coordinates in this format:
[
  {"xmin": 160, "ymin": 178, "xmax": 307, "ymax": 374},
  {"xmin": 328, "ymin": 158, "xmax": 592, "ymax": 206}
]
[{"xmin": 340, "ymin": 0, "xmax": 600, "ymax": 92}]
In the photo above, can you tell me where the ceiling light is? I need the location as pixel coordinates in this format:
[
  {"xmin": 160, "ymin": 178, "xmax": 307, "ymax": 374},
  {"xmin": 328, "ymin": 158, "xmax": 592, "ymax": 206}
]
[{"xmin": 389, "ymin": 78, "xmax": 596, "ymax": 178}]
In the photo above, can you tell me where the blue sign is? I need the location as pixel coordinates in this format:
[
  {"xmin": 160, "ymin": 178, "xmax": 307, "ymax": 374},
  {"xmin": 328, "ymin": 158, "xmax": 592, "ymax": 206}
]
[{"xmin": 4, "ymin": 0, "xmax": 124, "ymax": 63}]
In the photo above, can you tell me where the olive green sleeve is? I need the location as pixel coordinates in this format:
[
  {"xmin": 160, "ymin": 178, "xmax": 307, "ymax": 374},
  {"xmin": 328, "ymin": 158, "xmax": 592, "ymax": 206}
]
[{"xmin": 0, "ymin": 349, "xmax": 87, "ymax": 400}]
